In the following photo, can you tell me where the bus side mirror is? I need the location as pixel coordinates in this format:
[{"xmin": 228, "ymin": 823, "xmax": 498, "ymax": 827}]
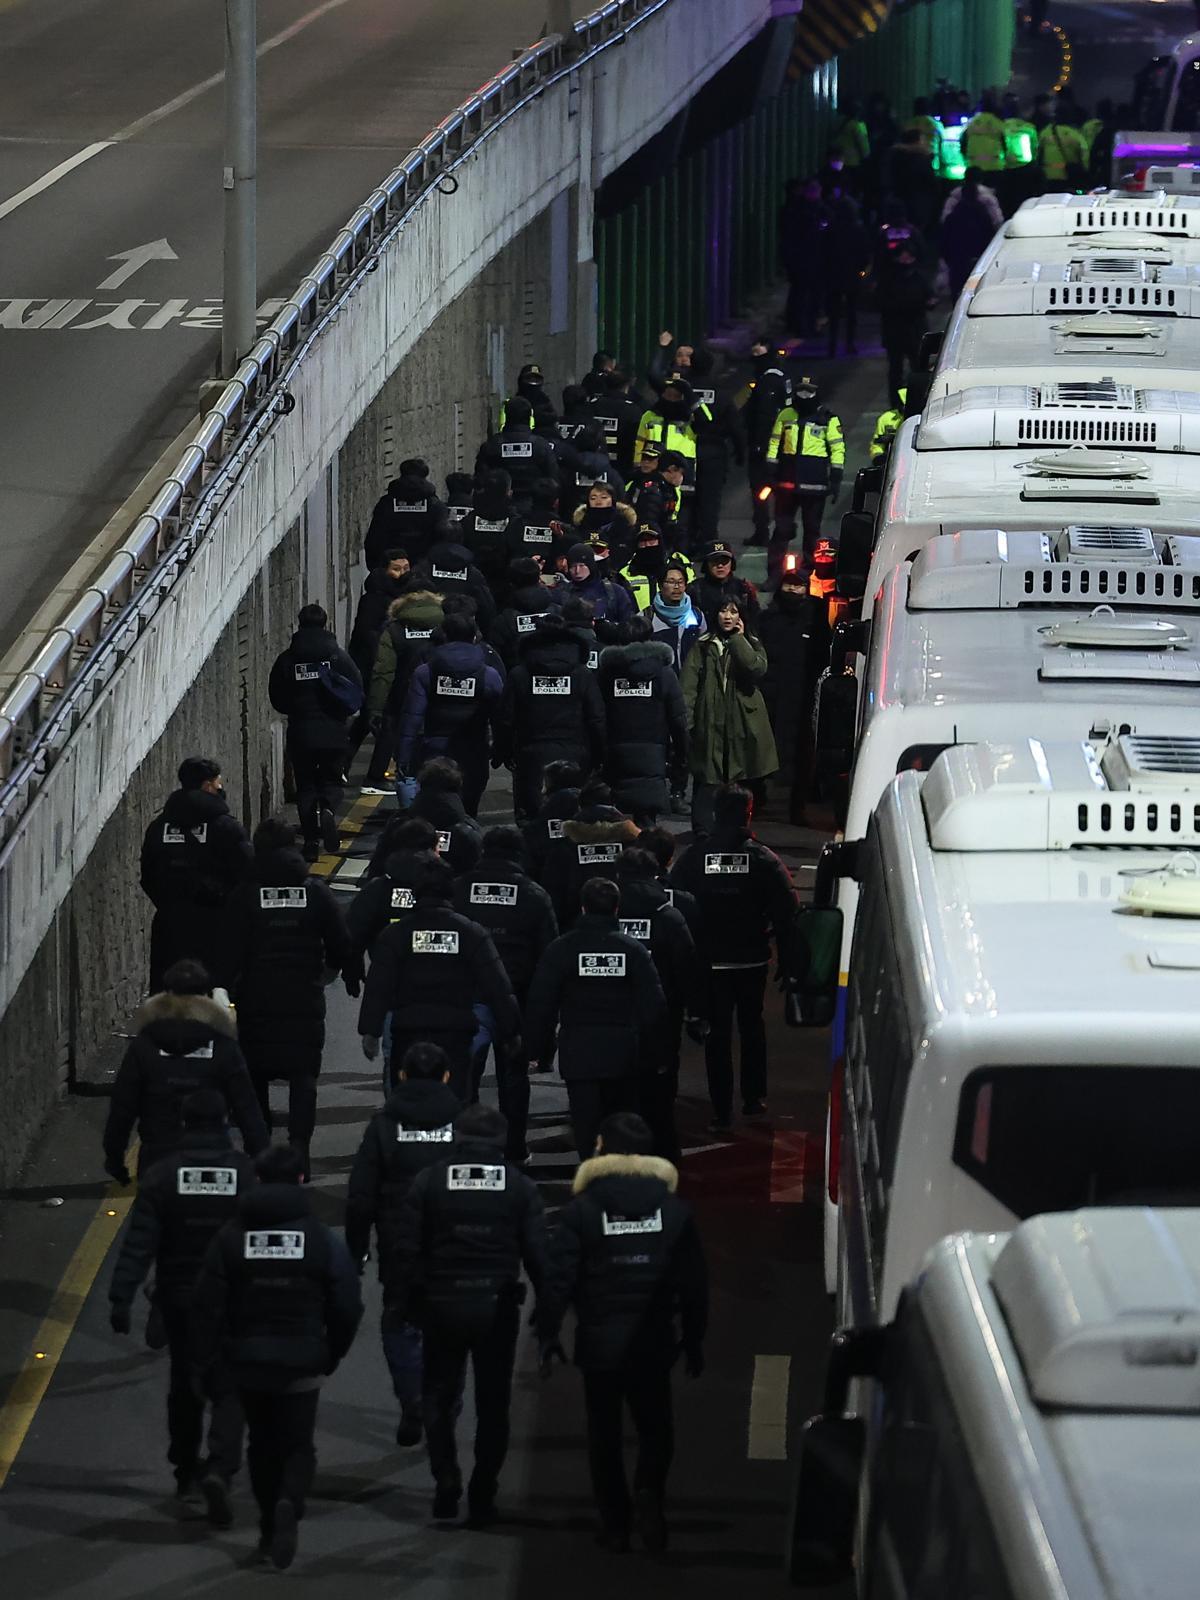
[
  {"xmin": 918, "ymin": 327, "xmax": 944, "ymax": 372},
  {"xmin": 836, "ymin": 512, "xmax": 874, "ymax": 599},
  {"xmin": 784, "ymin": 906, "xmax": 843, "ymax": 1028},
  {"xmin": 852, "ymin": 464, "xmax": 883, "ymax": 513},
  {"xmin": 786, "ymin": 1415, "xmax": 865, "ymax": 1586}
]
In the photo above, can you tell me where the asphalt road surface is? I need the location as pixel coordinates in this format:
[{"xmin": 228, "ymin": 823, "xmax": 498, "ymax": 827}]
[{"xmin": 0, "ymin": 0, "xmax": 581, "ymax": 658}]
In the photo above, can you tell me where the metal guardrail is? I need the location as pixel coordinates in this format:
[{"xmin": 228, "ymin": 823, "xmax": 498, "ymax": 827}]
[{"xmin": 0, "ymin": 0, "xmax": 670, "ymax": 839}]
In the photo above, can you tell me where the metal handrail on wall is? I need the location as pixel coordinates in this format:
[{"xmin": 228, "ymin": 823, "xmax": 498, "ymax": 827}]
[{"xmin": 0, "ymin": 0, "xmax": 669, "ymax": 839}]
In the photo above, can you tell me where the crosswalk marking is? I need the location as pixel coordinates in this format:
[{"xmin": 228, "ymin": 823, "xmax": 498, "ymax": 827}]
[
  {"xmin": 748, "ymin": 1354, "xmax": 791, "ymax": 1461},
  {"xmin": 769, "ymin": 1130, "xmax": 811, "ymax": 1204}
]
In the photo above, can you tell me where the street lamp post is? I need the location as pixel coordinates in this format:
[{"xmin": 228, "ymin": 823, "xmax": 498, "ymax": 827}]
[{"xmin": 222, "ymin": 0, "xmax": 257, "ymax": 378}]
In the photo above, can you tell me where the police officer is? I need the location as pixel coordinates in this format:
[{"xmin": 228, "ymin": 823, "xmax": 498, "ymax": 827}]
[
  {"xmin": 765, "ymin": 376, "xmax": 845, "ymax": 577},
  {"xmin": 522, "ymin": 758, "xmax": 583, "ymax": 880},
  {"xmin": 742, "ymin": 338, "xmax": 791, "ymax": 548},
  {"xmin": 597, "ymin": 617, "xmax": 689, "ymax": 827},
  {"xmin": 629, "ymin": 447, "xmax": 688, "ymax": 541},
  {"xmin": 500, "ymin": 362, "xmax": 558, "ymax": 435},
  {"xmin": 359, "ymin": 855, "xmax": 520, "ymax": 1097},
  {"xmin": 460, "ymin": 469, "xmax": 522, "ymax": 596},
  {"xmin": 345, "ymin": 821, "xmax": 439, "ymax": 998},
  {"xmin": 104, "ymin": 959, "xmax": 268, "ymax": 1182},
  {"xmin": 870, "ymin": 387, "xmax": 908, "ymax": 461},
  {"xmin": 393, "ymin": 1103, "xmax": 547, "ymax": 1524},
  {"xmin": 417, "ymin": 538, "xmax": 497, "ymax": 632},
  {"xmin": 221, "ymin": 818, "xmax": 348, "ymax": 1177},
  {"xmin": 759, "ymin": 572, "xmax": 824, "ymax": 826},
  {"xmin": 345, "ymin": 1041, "xmax": 461, "ymax": 1446},
  {"xmin": 633, "ymin": 378, "xmax": 697, "ymax": 484},
  {"xmin": 140, "ymin": 756, "xmax": 253, "ymax": 991},
  {"xmin": 498, "ymin": 611, "xmax": 606, "ymax": 819},
  {"xmin": 268, "ymin": 604, "xmax": 364, "ymax": 862},
  {"xmin": 476, "ymin": 402, "xmax": 559, "ymax": 508},
  {"xmin": 584, "ymin": 366, "xmax": 644, "ymax": 478},
  {"xmin": 192, "ymin": 1145, "xmax": 363, "ymax": 1570},
  {"xmin": 669, "ymin": 786, "xmax": 798, "ymax": 1133},
  {"xmin": 540, "ymin": 781, "xmax": 640, "ymax": 928},
  {"xmin": 506, "ymin": 478, "xmax": 566, "ymax": 566},
  {"xmin": 687, "ymin": 543, "xmax": 760, "ymax": 625},
  {"xmin": 399, "ymin": 756, "xmax": 485, "ymax": 875},
  {"xmin": 525, "ymin": 876, "xmax": 667, "ymax": 1158},
  {"xmin": 537, "ymin": 1111, "xmax": 707, "ymax": 1551},
  {"xmin": 1039, "ymin": 99, "xmax": 1086, "ymax": 193},
  {"xmin": 363, "ymin": 458, "xmax": 449, "ymax": 567},
  {"xmin": 366, "ymin": 585, "xmax": 445, "ymax": 789},
  {"xmin": 618, "ymin": 523, "xmax": 693, "ymax": 614},
  {"xmin": 452, "ymin": 826, "xmax": 558, "ymax": 1160},
  {"xmin": 394, "ymin": 612, "xmax": 504, "ymax": 817},
  {"xmin": 688, "ymin": 348, "xmax": 744, "ymax": 547},
  {"xmin": 488, "ymin": 557, "xmax": 557, "ymax": 671},
  {"xmin": 613, "ymin": 850, "xmax": 707, "ymax": 1162},
  {"xmin": 109, "ymin": 1090, "xmax": 254, "ymax": 1516},
  {"xmin": 962, "ymin": 91, "xmax": 1007, "ymax": 176}
]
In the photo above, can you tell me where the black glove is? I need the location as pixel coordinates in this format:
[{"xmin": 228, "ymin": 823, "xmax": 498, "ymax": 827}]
[
  {"xmin": 684, "ymin": 1015, "xmax": 710, "ymax": 1045},
  {"xmin": 684, "ymin": 1346, "xmax": 705, "ymax": 1379},
  {"xmin": 539, "ymin": 1338, "xmax": 567, "ymax": 1377},
  {"xmin": 109, "ymin": 1302, "xmax": 132, "ymax": 1336},
  {"xmin": 361, "ymin": 1034, "xmax": 381, "ymax": 1062},
  {"xmin": 829, "ymin": 467, "xmax": 844, "ymax": 498},
  {"xmin": 105, "ymin": 1159, "xmax": 131, "ymax": 1187},
  {"xmin": 344, "ymin": 973, "xmax": 362, "ymax": 1000},
  {"xmin": 369, "ymin": 715, "xmax": 383, "ymax": 736}
]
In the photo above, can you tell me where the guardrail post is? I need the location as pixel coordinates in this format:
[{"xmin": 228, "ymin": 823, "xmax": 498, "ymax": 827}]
[{"xmin": 222, "ymin": 0, "xmax": 258, "ymax": 378}]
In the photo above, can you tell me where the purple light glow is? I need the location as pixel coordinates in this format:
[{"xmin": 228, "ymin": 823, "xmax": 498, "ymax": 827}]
[{"xmin": 1114, "ymin": 141, "xmax": 1200, "ymax": 158}]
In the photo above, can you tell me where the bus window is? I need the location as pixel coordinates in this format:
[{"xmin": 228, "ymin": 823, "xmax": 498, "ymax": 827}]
[
  {"xmin": 953, "ymin": 1065, "xmax": 1200, "ymax": 1218},
  {"xmin": 896, "ymin": 743, "xmax": 949, "ymax": 774}
]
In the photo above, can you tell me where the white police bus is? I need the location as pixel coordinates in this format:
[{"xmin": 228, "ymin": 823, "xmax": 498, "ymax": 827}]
[{"xmin": 789, "ymin": 1207, "xmax": 1200, "ymax": 1595}]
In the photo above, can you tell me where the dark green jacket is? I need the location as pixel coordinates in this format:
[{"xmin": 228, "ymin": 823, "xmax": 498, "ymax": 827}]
[{"xmin": 679, "ymin": 630, "xmax": 778, "ymax": 784}]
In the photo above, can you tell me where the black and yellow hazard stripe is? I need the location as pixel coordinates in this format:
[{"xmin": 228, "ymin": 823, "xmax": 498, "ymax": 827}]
[{"xmin": 788, "ymin": 0, "xmax": 891, "ymax": 74}]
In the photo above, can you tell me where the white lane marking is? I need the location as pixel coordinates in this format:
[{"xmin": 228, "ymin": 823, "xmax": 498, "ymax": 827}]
[
  {"xmin": 0, "ymin": 0, "xmax": 356, "ymax": 220},
  {"xmin": 0, "ymin": 143, "xmax": 113, "ymax": 222},
  {"xmin": 97, "ymin": 238, "xmax": 178, "ymax": 292},
  {"xmin": 110, "ymin": 0, "xmax": 357, "ymax": 143},
  {"xmin": 334, "ymin": 856, "xmax": 369, "ymax": 881},
  {"xmin": 748, "ymin": 1354, "xmax": 790, "ymax": 1461}
]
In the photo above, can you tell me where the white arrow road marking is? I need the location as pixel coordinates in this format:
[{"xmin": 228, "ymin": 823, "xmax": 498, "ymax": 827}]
[{"xmin": 97, "ymin": 239, "xmax": 177, "ymax": 292}]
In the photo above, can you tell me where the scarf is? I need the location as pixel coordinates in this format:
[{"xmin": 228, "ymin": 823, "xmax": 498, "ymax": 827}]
[{"xmin": 652, "ymin": 592, "xmax": 698, "ymax": 628}]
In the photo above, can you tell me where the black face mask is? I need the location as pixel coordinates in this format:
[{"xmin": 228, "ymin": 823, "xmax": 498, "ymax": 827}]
[
  {"xmin": 658, "ymin": 399, "xmax": 690, "ymax": 423},
  {"xmin": 773, "ymin": 588, "xmax": 809, "ymax": 611},
  {"xmin": 630, "ymin": 544, "xmax": 666, "ymax": 579}
]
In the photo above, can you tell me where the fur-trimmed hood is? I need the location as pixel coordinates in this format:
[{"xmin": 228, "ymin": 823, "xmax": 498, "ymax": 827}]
[
  {"xmin": 388, "ymin": 589, "xmax": 444, "ymax": 624},
  {"xmin": 563, "ymin": 811, "xmax": 640, "ymax": 846},
  {"xmin": 573, "ymin": 1153, "xmax": 679, "ymax": 1195},
  {"xmin": 134, "ymin": 992, "xmax": 237, "ymax": 1039},
  {"xmin": 598, "ymin": 639, "xmax": 674, "ymax": 674}
]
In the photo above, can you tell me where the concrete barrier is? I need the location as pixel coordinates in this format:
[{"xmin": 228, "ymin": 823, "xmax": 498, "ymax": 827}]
[{"xmin": 0, "ymin": 0, "xmax": 773, "ymax": 1183}]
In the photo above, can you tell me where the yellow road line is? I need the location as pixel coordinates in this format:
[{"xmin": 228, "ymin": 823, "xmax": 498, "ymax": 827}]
[
  {"xmin": 310, "ymin": 792, "xmax": 382, "ymax": 879},
  {"xmin": 0, "ymin": 1178, "xmax": 135, "ymax": 1489}
]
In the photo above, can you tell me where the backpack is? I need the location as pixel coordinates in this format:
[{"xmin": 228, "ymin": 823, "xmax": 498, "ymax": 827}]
[{"xmin": 316, "ymin": 661, "xmax": 364, "ymax": 716}]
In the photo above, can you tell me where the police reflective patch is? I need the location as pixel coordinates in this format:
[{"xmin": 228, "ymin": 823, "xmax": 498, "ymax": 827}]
[
  {"xmin": 500, "ymin": 442, "xmax": 533, "ymax": 459},
  {"xmin": 663, "ymin": 887, "xmax": 674, "ymax": 904},
  {"xmin": 163, "ymin": 822, "xmax": 208, "ymax": 845},
  {"xmin": 390, "ymin": 886, "xmax": 415, "ymax": 911},
  {"xmin": 393, "ymin": 499, "xmax": 428, "ymax": 514},
  {"xmin": 293, "ymin": 661, "xmax": 327, "ymax": 681},
  {"xmin": 432, "ymin": 566, "xmax": 467, "ymax": 581},
  {"xmin": 436, "ymin": 830, "xmax": 452, "ymax": 853},
  {"xmin": 613, "ymin": 678, "xmax": 652, "ymax": 698},
  {"xmin": 178, "ymin": 1166, "xmax": 238, "ymax": 1197},
  {"xmin": 447, "ymin": 1164, "xmax": 506, "ymax": 1191},
  {"xmin": 587, "ymin": 650, "xmax": 599, "ymax": 670},
  {"xmin": 578, "ymin": 844, "xmax": 619, "ymax": 864},
  {"xmin": 470, "ymin": 882, "xmax": 519, "ymax": 907},
  {"xmin": 161, "ymin": 1042, "xmax": 214, "ymax": 1060},
  {"xmin": 695, "ymin": 388, "xmax": 716, "ymax": 406},
  {"xmin": 522, "ymin": 527, "xmax": 552, "ymax": 544},
  {"xmin": 436, "ymin": 675, "xmax": 476, "ymax": 698},
  {"xmin": 532, "ymin": 675, "xmax": 571, "ymax": 695},
  {"xmin": 404, "ymin": 627, "xmax": 433, "ymax": 640},
  {"xmin": 596, "ymin": 416, "xmax": 618, "ymax": 435},
  {"xmin": 475, "ymin": 517, "xmax": 507, "ymax": 533},
  {"xmin": 413, "ymin": 930, "xmax": 460, "ymax": 955},
  {"xmin": 602, "ymin": 1209, "xmax": 663, "ymax": 1235},
  {"xmin": 547, "ymin": 818, "xmax": 565, "ymax": 839},
  {"xmin": 704, "ymin": 853, "xmax": 749, "ymax": 875},
  {"xmin": 516, "ymin": 614, "xmax": 537, "ymax": 636},
  {"xmin": 244, "ymin": 1230, "xmax": 305, "ymax": 1260},
  {"xmin": 260, "ymin": 886, "xmax": 308, "ymax": 910},
  {"xmin": 446, "ymin": 504, "xmax": 469, "ymax": 522},
  {"xmin": 619, "ymin": 918, "xmax": 651, "ymax": 942},
  {"xmin": 575, "ymin": 473, "xmax": 596, "ymax": 488},
  {"xmin": 397, "ymin": 1123, "xmax": 453, "ymax": 1143},
  {"xmin": 579, "ymin": 952, "xmax": 626, "ymax": 977}
]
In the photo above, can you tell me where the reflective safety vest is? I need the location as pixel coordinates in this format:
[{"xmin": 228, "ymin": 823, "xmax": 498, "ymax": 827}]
[
  {"xmin": 832, "ymin": 115, "xmax": 869, "ymax": 169},
  {"xmin": 633, "ymin": 411, "xmax": 698, "ymax": 472},
  {"xmin": 1004, "ymin": 116, "xmax": 1037, "ymax": 168},
  {"xmin": 1039, "ymin": 123, "xmax": 1086, "ymax": 182},
  {"xmin": 766, "ymin": 407, "xmax": 845, "ymax": 491},
  {"xmin": 1080, "ymin": 117, "xmax": 1102, "ymax": 162},
  {"xmin": 870, "ymin": 406, "xmax": 904, "ymax": 461},
  {"xmin": 618, "ymin": 553, "xmax": 694, "ymax": 611},
  {"xmin": 962, "ymin": 111, "xmax": 1007, "ymax": 172},
  {"xmin": 903, "ymin": 113, "xmax": 939, "ymax": 159}
]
